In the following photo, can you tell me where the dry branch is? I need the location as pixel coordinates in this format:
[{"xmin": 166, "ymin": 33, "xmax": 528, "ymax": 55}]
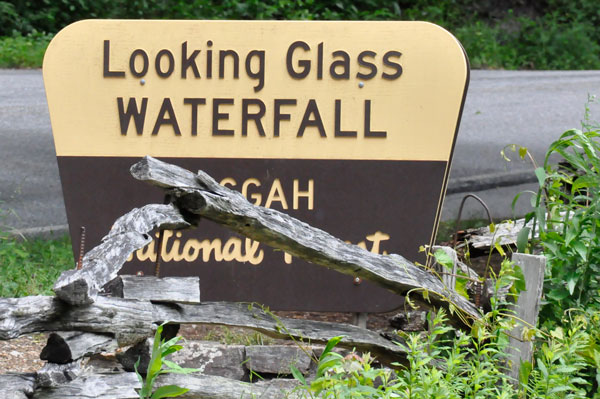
[
  {"xmin": 0, "ymin": 296, "xmax": 402, "ymax": 357},
  {"xmin": 53, "ymin": 204, "xmax": 191, "ymax": 305},
  {"xmin": 131, "ymin": 156, "xmax": 481, "ymax": 321}
]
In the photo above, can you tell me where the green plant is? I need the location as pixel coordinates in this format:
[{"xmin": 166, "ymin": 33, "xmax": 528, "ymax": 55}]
[
  {"xmin": 508, "ymin": 98, "xmax": 600, "ymax": 327},
  {"xmin": 4, "ymin": 0, "xmax": 600, "ymax": 70},
  {"xmin": 291, "ymin": 256, "xmax": 597, "ymax": 398},
  {"xmin": 520, "ymin": 317, "xmax": 592, "ymax": 398},
  {"xmin": 134, "ymin": 323, "xmax": 200, "ymax": 399},
  {"xmin": 291, "ymin": 335, "xmax": 397, "ymax": 398},
  {"xmin": 0, "ymin": 32, "xmax": 52, "ymax": 68},
  {"xmin": 0, "ymin": 230, "xmax": 73, "ymax": 297}
]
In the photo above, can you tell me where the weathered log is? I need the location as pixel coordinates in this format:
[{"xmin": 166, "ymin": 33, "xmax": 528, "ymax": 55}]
[
  {"xmin": 40, "ymin": 331, "xmax": 117, "ymax": 363},
  {"xmin": 56, "ymin": 296, "xmax": 155, "ymax": 346},
  {"xmin": 0, "ymin": 296, "xmax": 65, "ymax": 340},
  {"xmin": 169, "ymin": 341, "xmax": 247, "ymax": 381},
  {"xmin": 460, "ymin": 217, "xmax": 536, "ymax": 250},
  {"xmin": 156, "ymin": 302, "xmax": 404, "ymax": 358},
  {"xmin": 53, "ymin": 203, "xmax": 191, "ymax": 305},
  {"xmin": 36, "ymin": 360, "xmax": 82, "ymax": 388},
  {"xmin": 158, "ymin": 373, "xmax": 303, "ymax": 399},
  {"xmin": 245, "ymin": 345, "xmax": 312, "ymax": 375},
  {"xmin": 120, "ymin": 339, "xmax": 249, "ymax": 380},
  {"xmin": 389, "ymin": 311, "xmax": 428, "ymax": 332},
  {"xmin": 31, "ymin": 372, "xmax": 141, "ymax": 399},
  {"xmin": 131, "ymin": 156, "xmax": 481, "ymax": 321},
  {"xmin": 115, "ymin": 276, "xmax": 201, "ymax": 304},
  {"xmin": 0, "ymin": 296, "xmax": 153, "ymax": 345},
  {"xmin": 30, "ymin": 371, "xmax": 302, "ymax": 399},
  {"xmin": 0, "ymin": 373, "xmax": 36, "ymax": 399},
  {"xmin": 0, "ymin": 296, "xmax": 402, "ymax": 358}
]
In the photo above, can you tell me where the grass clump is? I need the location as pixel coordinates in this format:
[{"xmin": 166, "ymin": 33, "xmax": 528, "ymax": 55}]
[{"xmin": 0, "ymin": 231, "xmax": 73, "ymax": 297}]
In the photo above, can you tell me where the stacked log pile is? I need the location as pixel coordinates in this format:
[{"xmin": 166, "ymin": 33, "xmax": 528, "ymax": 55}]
[{"xmin": 0, "ymin": 157, "xmax": 485, "ymax": 398}]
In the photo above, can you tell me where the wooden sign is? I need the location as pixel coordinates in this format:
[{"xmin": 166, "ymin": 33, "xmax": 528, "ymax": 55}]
[{"xmin": 43, "ymin": 20, "xmax": 469, "ymax": 312}]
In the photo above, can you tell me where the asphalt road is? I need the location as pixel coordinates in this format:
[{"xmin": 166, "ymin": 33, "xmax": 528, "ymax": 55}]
[{"xmin": 2, "ymin": 69, "xmax": 600, "ymax": 234}]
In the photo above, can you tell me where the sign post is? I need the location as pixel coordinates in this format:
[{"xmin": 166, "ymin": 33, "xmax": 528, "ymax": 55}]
[{"xmin": 43, "ymin": 20, "xmax": 469, "ymax": 312}]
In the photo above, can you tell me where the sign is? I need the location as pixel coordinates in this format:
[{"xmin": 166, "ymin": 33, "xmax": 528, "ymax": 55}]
[{"xmin": 43, "ymin": 20, "xmax": 469, "ymax": 312}]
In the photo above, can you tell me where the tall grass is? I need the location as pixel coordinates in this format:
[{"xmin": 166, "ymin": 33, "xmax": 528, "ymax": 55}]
[{"xmin": 0, "ymin": 231, "xmax": 73, "ymax": 297}]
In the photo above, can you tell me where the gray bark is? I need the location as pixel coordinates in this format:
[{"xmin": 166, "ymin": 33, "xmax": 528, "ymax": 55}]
[
  {"xmin": 130, "ymin": 156, "xmax": 481, "ymax": 321},
  {"xmin": 32, "ymin": 372, "xmax": 141, "ymax": 399},
  {"xmin": 0, "ymin": 296, "xmax": 65, "ymax": 340},
  {"xmin": 40, "ymin": 331, "xmax": 117, "ymax": 363},
  {"xmin": 0, "ymin": 373, "xmax": 36, "ymax": 399},
  {"xmin": 462, "ymin": 218, "xmax": 536, "ymax": 250},
  {"xmin": 156, "ymin": 302, "xmax": 404, "ymax": 358},
  {"xmin": 55, "ymin": 296, "xmax": 155, "ymax": 346},
  {"xmin": 0, "ymin": 296, "xmax": 153, "ymax": 345},
  {"xmin": 389, "ymin": 311, "xmax": 428, "ymax": 332},
  {"xmin": 36, "ymin": 361, "xmax": 82, "ymax": 388},
  {"xmin": 506, "ymin": 253, "xmax": 546, "ymax": 382},
  {"xmin": 168, "ymin": 341, "xmax": 247, "ymax": 381},
  {"xmin": 31, "ymin": 371, "xmax": 303, "ymax": 399},
  {"xmin": 0, "ymin": 296, "xmax": 402, "ymax": 358},
  {"xmin": 117, "ymin": 276, "xmax": 201, "ymax": 304},
  {"xmin": 158, "ymin": 373, "xmax": 304, "ymax": 399},
  {"xmin": 53, "ymin": 204, "xmax": 191, "ymax": 305},
  {"xmin": 245, "ymin": 345, "xmax": 312, "ymax": 375}
]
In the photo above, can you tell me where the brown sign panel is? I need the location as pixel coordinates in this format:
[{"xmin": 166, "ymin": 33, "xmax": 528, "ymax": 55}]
[{"xmin": 43, "ymin": 20, "xmax": 469, "ymax": 312}]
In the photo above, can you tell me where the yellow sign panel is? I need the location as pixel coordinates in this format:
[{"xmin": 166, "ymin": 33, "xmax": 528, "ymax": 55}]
[{"xmin": 44, "ymin": 20, "xmax": 468, "ymax": 161}]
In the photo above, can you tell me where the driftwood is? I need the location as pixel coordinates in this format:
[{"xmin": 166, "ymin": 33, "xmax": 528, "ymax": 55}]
[
  {"xmin": 158, "ymin": 373, "xmax": 303, "ymax": 399},
  {"xmin": 0, "ymin": 296, "xmax": 153, "ymax": 346},
  {"xmin": 31, "ymin": 372, "xmax": 141, "ymax": 399},
  {"xmin": 53, "ymin": 204, "xmax": 191, "ymax": 305},
  {"xmin": 29, "ymin": 371, "xmax": 301, "ymax": 399},
  {"xmin": 169, "ymin": 341, "xmax": 248, "ymax": 380},
  {"xmin": 458, "ymin": 218, "xmax": 537, "ymax": 250},
  {"xmin": 0, "ymin": 373, "xmax": 36, "ymax": 399},
  {"xmin": 0, "ymin": 156, "xmax": 497, "ymax": 397},
  {"xmin": 389, "ymin": 311, "xmax": 428, "ymax": 332},
  {"xmin": 0, "ymin": 296, "xmax": 66, "ymax": 340},
  {"xmin": 35, "ymin": 361, "xmax": 82, "ymax": 388},
  {"xmin": 245, "ymin": 345, "xmax": 312, "ymax": 375},
  {"xmin": 156, "ymin": 301, "xmax": 403, "ymax": 357},
  {"xmin": 40, "ymin": 331, "xmax": 117, "ymax": 364},
  {"xmin": 130, "ymin": 156, "xmax": 480, "ymax": 321},
  {"xmin": 115, "ymin": 276, "xmax": 201, "ymax": 304},
  {"xmin": 0, "ymin": 296, "xmax": 402, "ymax": 357}
]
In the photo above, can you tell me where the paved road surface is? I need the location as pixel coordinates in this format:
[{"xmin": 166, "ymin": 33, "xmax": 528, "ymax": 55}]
[{"xmin": 1, "ymin": 69, "xmax": 600, "ymax": 234}]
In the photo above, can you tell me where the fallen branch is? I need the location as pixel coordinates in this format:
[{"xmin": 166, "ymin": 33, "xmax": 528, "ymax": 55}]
[
  {"xmin": 131, "ymin": 156, "xmax": 481, "ymax": 321},
  {"xmin": 0, "ymin": 296, "xmax": 402, "ymax": 357},
  {"xmin": 53, "ymin": 203, "xmax": 191, "ymax": 305}
]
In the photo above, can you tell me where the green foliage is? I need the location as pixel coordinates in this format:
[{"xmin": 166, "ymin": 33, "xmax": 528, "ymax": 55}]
[
  {"xmin": 505, "ymin": 98, "xmax": 600, "ymax": 395},
  {"xmin": 2, "ymin": 0, "xmax": 600, "ymax": 70},
  {"xmin": 522, "ymin": 311, "xmax": 599, "ymax": 398},
  {"xmin": 0, "ymin": 230, "xmax": 73, "ymax": 297},
  {"xmin": 135, "ymin": 323, "xmax": 200, "ymax": 399},
  {"xmin": 0, "ymin": 32, "xmax": 52, "ymax": 68},
  {"xmin": 293, "ymin": 259, "xmax": 596, "ymax": 398},
  {"xmin": 514, "ymin": 99, "xmax": 600, "ymax": 327}
]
